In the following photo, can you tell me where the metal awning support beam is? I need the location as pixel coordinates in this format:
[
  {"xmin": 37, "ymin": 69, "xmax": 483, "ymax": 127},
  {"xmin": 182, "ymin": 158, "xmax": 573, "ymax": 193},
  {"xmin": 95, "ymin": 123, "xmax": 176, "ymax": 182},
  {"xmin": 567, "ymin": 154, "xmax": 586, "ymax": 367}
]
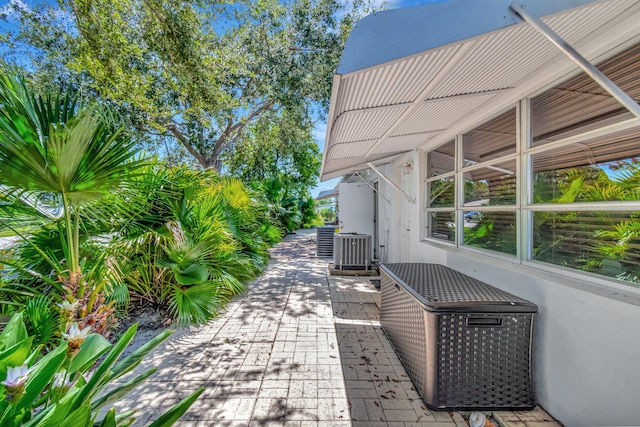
[
  {"xmin": 355, "ymin": 172, "xmax": 391, "ymax": 204},
  {"xmin": 510, "ymin": 1, "xmax": 640, "ymax": 118},
  {"xmin": 367, "ymin": 162, "xmax": 415, "ymax": 204}
]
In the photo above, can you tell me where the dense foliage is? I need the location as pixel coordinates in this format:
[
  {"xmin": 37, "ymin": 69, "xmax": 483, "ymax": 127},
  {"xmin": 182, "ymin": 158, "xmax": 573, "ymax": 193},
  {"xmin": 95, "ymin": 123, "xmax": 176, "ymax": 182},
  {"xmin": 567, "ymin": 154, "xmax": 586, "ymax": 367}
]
[
  {"xmin": 0, "ymin": 0, "xmax": 379, "ymax": 419},
  {"xmin": 1, "ymin": 0, "xmax": 374, "ymax": 170},
  {"xmin": 0, "ymin": 0, "xmax": 372, "ymax": 236},
  {"xmin": 0, "ymin": 70, "xmax": 283, "ymax": 327},
  {"xmin": 224, "ymin": 109, "xmax": 322, "ymax": 232},
  {"xmin": 0, "ymin": 71, "xmax": 290, "ymax": 423},
  {"xmin": 107, "ymin": 167, "xmax": 280, "ymax": 324}
]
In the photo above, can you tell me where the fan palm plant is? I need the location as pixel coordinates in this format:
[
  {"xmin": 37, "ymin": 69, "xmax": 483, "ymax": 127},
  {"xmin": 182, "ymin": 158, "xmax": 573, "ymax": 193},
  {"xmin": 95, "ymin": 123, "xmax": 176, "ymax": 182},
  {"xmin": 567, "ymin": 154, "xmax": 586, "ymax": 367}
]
[
  {"xmin": 109, "ymin": 168, "xmax": 275, "ymax": 325},
  {"xmin": 0, "ymin": 71, "xmax": 147, "ymax": 333}
]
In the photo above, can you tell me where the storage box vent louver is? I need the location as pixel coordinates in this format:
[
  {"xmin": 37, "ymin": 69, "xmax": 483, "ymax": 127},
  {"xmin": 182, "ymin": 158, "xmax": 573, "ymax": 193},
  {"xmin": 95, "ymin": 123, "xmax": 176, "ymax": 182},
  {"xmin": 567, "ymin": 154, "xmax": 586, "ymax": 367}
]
[{"xmin": 333, "ymin": 233, "xmax": 372, "ymax": 270}]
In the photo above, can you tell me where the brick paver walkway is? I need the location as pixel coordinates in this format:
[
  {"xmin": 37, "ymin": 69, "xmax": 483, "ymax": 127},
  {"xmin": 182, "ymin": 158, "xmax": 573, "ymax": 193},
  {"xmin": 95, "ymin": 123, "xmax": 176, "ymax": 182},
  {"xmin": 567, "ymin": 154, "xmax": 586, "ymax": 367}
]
[{"xmin": 113, "ymin": 229, "xmax": 559, "ymax": 427}]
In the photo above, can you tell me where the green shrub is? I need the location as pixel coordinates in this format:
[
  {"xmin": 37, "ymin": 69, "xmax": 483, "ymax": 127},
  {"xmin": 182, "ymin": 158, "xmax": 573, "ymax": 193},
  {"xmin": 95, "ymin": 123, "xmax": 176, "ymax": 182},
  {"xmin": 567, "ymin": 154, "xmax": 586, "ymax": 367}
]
[{"xmin": 109, "ymin": 168, "xmax": 277, "ymax": 325}]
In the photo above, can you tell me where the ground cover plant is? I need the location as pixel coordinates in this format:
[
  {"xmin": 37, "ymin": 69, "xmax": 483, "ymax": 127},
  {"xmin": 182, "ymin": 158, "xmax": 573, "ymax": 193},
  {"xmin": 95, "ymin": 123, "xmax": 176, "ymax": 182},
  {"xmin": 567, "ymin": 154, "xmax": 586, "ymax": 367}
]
[{"xmin": 0, "ymin": 312, "xmax": 203, "ymax": 426}]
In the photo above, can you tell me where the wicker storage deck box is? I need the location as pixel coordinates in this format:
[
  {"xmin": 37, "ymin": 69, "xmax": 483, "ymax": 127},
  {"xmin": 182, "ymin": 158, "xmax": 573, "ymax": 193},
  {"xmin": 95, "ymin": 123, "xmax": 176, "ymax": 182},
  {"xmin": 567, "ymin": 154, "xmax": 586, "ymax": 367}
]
[{"xmin": 380, "ymin": 263, "xmax": 537, "ymax": 410}]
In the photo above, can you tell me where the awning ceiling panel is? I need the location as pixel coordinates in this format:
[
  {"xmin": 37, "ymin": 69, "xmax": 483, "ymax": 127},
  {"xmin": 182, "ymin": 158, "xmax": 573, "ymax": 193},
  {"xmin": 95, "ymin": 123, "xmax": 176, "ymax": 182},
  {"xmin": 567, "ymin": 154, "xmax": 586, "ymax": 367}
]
[
  {"xmin": 429, "ymin": 1, "xmax": 622, "ymax": 99},
  {"xmin": 426, "ymin": 26, "xmax": 549, "ymax": 99},
  {"xmin": 382, "ymin": 133, "xmax": 442, "ymax": 153},
  {"xmin": 321, "ymin": 0, "xmax": 640, "ymax": 181},
  {"xmin": 322, "ymin": 151, "xmax": 405, "ymax": 178},
  {"xmin": 330, "ymin": 104, "xmax": 408, "ymax": 144},
  {"xmin": 327, "ymin": 140, "xmax": 377, "ymax": 161},
  {"xmin": 390, "ymin": 92, "xmax": 501, "ymax": 138},
  {"xmin": 334, "ymin": 45, "xmax": 461, "ymax": 114}
]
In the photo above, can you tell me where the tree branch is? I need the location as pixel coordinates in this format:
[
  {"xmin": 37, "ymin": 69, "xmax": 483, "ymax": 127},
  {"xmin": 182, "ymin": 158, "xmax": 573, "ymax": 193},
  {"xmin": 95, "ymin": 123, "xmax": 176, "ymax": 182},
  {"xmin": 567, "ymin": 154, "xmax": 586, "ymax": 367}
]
[
  {"xmin": 229, "ymin": 100, "xmax": 276, "ymax": 136},
  {"xmin": 212, "ymin": 100, "xmax": 277, "ymax": 164},
  {"xmin": 165, "ymin": 122, "xmax": 208, "ymax": 167}
]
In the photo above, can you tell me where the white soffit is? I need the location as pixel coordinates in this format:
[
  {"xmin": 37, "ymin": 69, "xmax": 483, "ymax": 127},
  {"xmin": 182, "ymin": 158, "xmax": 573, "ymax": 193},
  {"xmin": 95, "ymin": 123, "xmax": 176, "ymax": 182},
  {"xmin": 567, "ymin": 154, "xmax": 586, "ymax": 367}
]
[
  {"xmin": 330, "ymin": 104, "xmax": 407, "ymax": 145},
  {"xmin": 320, "ymin": 0, "xmax": 640, "ymax": 181}
]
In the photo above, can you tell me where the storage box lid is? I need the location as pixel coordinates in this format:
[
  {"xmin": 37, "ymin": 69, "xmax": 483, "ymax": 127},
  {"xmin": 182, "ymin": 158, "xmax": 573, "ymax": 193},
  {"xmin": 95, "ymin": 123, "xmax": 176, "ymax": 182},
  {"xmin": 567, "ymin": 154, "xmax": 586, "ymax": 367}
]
[{"xmin": 381, "ymin": 263, "xmax": 537, "ymax": 312}]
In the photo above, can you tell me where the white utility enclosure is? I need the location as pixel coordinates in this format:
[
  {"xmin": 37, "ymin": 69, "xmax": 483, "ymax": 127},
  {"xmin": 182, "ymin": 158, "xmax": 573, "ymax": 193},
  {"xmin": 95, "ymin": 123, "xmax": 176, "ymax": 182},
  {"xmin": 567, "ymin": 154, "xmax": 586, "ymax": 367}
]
[{"xmin": 337, "ymin": 182, "xmax": 374, "ymax": 237}]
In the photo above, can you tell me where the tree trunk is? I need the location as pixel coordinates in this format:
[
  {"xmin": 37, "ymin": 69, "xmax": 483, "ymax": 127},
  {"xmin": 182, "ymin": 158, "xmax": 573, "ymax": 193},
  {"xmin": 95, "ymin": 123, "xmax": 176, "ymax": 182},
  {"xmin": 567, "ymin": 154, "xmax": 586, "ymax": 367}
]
[{"xmin": 202, "ymin": 157, "xmax": 222, "ymax": 172}]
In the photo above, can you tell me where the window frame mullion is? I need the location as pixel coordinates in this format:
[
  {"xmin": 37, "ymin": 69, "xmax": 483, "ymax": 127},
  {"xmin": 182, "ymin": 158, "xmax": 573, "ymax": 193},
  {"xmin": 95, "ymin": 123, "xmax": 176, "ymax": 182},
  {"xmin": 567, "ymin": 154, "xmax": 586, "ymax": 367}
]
[
  {"xmin": 520, "ymin": 98, "xmax": 532, "ymax": 263},
  {"xmin": 455, "ymin": 134, "xmax": 463, "ymax": 247}
]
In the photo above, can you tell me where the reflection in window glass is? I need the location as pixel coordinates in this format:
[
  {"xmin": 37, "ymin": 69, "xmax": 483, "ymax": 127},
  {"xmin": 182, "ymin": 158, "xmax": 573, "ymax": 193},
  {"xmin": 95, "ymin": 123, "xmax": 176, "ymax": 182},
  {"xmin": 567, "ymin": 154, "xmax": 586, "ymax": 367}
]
[
  {"xmin": 533, "ymin": 211, "xmax": 640, "ymax": 284},
  {"xmin": 532, "ymin": 127, "xmax": 640, "ymax": 203},
  {"xmin": 427, "ymin": 177, "xmax": 455, "ymax": 208},
  {"xmin": 418, "ymin": 42, "xmax": 640, "ymax": 287},
  {"xmin": 464, "ymin": 160, "xmax": 517, "ymax": 206},
  {"xmin": 463, "ymin": 109, "xmax": 516, "ymax": 163},
  {"xmin": 428, "ymin": 211, "xmax": 455, "ymax": 242},
  {"xmin": 463, "ymin": 211, "xmax": 516, "ymax": 256},
  {"xmin": 531, "ymin": 43, "xmax": 640, "ymax": 146},
  {"xmin": 427, "ymin": 140, "xmax": 456, "ymax": 176}
]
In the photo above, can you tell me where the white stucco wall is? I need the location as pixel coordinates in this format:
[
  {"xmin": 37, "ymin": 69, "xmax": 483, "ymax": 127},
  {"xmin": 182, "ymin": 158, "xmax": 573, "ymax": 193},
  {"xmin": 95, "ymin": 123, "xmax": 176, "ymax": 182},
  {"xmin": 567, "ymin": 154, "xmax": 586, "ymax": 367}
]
[{"xmin": 378, "ymin": 156, "xmax": 640, "ymax": 427}]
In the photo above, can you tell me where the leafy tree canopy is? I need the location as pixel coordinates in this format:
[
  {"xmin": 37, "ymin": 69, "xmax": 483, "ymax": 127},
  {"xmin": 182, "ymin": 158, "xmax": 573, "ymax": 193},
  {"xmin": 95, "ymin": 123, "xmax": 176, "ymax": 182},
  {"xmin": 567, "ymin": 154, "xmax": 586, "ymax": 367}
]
[
  {"xmin": 1, "ymin": 0, "xmax": 377, "ymax": 170},
  {"xmin": 223, "ymin": 108, "xmax": 321, "ymax": 194}
]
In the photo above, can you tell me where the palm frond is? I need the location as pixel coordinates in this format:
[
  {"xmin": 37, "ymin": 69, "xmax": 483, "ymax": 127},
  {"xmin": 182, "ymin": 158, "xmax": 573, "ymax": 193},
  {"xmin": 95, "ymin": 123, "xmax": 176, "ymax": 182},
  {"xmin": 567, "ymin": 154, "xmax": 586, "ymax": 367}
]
[
  {"xmin": 169, "ymin": 282, "xmax": 219, "ymax": 325},
  {"xmin": 0, "ymin": 70, "xmax": 150, "ymax": 276},
  {"xmin": 23, "ymin": 294, "xmax": 60, "ymax": 349}
]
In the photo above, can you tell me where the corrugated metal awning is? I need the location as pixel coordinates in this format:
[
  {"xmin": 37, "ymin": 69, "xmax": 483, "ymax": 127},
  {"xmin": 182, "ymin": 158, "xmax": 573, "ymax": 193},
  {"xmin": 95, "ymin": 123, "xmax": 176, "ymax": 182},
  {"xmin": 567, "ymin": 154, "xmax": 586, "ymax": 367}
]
[{"xmin": 321, "ymin": 0, "xmax": 640, "ymax": 181}]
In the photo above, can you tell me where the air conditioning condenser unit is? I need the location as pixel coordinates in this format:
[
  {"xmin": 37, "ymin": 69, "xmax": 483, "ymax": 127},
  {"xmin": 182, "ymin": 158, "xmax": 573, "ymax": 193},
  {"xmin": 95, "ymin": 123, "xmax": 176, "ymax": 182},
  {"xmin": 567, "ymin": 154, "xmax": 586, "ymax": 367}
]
[{"xmin": 333, "ymin": 233, "xmax": 372, "ymax": 270}]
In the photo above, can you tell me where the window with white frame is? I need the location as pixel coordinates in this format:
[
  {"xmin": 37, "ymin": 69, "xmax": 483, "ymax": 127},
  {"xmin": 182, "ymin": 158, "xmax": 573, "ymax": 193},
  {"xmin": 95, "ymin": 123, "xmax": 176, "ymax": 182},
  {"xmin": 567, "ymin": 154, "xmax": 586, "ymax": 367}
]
[
  {"xmin": 461, "ymin": 109, "xmax": 518, "ymax": 256},
  {"xmin": 425, "ymin": 140, "xmax": 456, "ymax": 242},
  {"xmin": 528, "ymin": 41, "xmax": 640, "ymax": 284},
  {"xmin": 424, "ymin": 41, "xmax": 640, "ymax": 286}
]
